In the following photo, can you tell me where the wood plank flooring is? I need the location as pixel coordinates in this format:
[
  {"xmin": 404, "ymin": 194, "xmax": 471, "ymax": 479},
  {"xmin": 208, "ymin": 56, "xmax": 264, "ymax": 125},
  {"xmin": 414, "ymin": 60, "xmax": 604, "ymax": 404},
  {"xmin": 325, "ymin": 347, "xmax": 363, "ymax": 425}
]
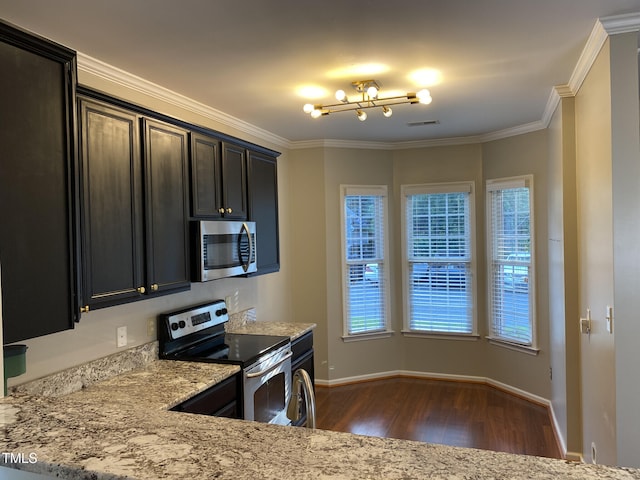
[{"xmin": 314, "ymin": 377, "xmax": 562, "ymax": 459}]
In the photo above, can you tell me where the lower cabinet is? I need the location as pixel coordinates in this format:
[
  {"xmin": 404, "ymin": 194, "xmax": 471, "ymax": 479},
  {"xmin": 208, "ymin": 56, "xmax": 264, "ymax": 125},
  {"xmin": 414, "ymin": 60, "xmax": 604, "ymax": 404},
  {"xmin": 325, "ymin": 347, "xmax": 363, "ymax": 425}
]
[
  {"xmin": 171, "ymin": 373, "xmax": 241, "ymax": 419},
  {"xmin": 290, "ymin": 331, "xmax": 315, "ymax": 427}
]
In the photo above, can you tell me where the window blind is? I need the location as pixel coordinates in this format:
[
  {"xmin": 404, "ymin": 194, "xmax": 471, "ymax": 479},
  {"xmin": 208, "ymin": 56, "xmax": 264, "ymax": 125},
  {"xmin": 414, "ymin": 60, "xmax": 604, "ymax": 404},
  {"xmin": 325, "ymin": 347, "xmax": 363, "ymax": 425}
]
[
  {"xmin": 487, "ymin": 179, "xmax": 533, "ymax": 345},
  {"xmin": 404, "ymin": 184, "xmax": 474, "ymax": 334},
  {"xmin": 342, "ymin": 186, "xmax": 388, "ymax": 335}
]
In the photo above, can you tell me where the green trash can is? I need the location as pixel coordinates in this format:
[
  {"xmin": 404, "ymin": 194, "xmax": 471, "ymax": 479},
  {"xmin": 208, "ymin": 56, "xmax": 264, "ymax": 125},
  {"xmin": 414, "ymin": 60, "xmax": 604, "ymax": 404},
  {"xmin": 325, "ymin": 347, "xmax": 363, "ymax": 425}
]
[{"xmin": 3, "ymin": 344, "xmax": 27, "ymax": 396}]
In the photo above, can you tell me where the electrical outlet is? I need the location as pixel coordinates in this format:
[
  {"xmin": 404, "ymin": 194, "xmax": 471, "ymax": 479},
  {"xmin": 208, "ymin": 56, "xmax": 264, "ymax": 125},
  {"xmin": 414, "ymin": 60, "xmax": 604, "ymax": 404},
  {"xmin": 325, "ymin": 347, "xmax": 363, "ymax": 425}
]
[
  {"xmin": 147, "ymin": 319, "xmax": 156, "ymax": 338},
  {"xmin": 116, "ymin": 326, "xmax": 127, "ymax": 348}
]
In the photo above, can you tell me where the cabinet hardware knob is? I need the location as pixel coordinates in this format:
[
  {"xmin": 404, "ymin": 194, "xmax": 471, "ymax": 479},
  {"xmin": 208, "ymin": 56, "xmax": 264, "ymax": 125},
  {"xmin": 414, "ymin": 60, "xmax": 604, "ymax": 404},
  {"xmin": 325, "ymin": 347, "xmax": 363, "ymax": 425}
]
[
  {"xmin": 226, "ymin": 207, "xmax": 233, "ymax": 214},
  {"xmin": 218, "ymin": 207, "xmax": 225, "ymax": 214},
  {"xmin": 80, "ymin": 305, "xmax": 90, "ymax": 313},
  {"xmin": 137, "ymin": 286, "xmax": 146, "ymax": 294},
  {"xmin": 151, "ymin": 284, "xmax": 159, "ymax": 291}
]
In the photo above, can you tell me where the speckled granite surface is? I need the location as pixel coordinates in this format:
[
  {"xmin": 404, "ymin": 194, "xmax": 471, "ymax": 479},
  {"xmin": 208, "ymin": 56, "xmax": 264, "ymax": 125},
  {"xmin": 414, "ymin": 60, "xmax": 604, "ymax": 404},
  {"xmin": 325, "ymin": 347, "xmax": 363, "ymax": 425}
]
[
  {"xmin": 1, "ymin": 321, "xmax": 639, "ymax": 479},
  {"xmin": 228, "ymin": 320, "xmax": 316, "ymax": 340},
  {"xmin": 226, "ymin": 307, "xmax": 316, "ymax": 341}
]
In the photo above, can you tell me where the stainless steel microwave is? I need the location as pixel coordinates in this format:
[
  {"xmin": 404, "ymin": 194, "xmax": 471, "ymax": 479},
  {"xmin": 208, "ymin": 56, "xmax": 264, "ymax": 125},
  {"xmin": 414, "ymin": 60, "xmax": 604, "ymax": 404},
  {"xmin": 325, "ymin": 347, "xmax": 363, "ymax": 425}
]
[{"xmin": 193, "ymin": 221, "xmax": 257, "ymax": 281}]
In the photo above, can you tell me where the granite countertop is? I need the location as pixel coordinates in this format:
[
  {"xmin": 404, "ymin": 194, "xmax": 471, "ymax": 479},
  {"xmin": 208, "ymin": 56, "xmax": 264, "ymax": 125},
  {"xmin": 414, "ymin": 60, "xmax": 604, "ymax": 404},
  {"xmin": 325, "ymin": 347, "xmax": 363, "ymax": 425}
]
[
  {"xmin": 227, "ymin": 321, "xmax": 316, "ymax": 340},
  {"xmin": 1, "ymin": 321, "xmax": 639, "ymax": 479}
]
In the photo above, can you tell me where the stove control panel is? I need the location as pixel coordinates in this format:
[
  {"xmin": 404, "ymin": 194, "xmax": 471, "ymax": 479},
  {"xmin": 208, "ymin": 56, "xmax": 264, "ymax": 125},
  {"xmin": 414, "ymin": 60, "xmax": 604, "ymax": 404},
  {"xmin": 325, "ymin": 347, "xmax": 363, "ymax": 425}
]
[{"xmin": 161, "ymin": 300, "xmax": 229, "ymax": 340}]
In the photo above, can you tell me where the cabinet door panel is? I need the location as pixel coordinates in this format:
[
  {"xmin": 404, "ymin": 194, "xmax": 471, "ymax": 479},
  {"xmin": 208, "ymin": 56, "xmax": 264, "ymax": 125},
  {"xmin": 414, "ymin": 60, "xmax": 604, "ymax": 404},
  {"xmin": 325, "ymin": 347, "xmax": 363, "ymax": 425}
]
[
  {"xmin": 79, "ymin": 99, "xmax": 144, "ymax": 307},
  {"xmin": 143, "ymin": 119, "xmax": 190, "ymax": 293},
  {"xmin": 220, "ymin": 142, "xmax": 247, "ymax": 219},
  {"xmin": 247, "ymin": 151, "xmax": 279, "ymax": 274},
  {"xmin": 0, "ymin": 24, "xmax": 78, "ymax": 343},
  {"xmin": 191, "ymin": 132, "xmax": 221, "ymax": 217}
]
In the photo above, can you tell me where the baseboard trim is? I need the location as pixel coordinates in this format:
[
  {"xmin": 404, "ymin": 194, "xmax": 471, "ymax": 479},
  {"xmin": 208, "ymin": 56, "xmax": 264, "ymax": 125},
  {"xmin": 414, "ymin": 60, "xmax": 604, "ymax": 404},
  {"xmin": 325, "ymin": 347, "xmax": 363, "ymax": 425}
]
[{"xmin": 315, "ymin": 370, "xmax": 568, "ymax": 459}]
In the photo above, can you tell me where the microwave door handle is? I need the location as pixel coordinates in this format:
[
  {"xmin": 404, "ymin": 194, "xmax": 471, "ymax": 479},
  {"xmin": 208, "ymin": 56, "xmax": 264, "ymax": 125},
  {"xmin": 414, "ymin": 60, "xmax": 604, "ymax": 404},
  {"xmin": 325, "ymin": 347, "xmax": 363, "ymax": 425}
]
[{"xmin": 240, "ymin": 222, "xmax": 253, "ymax": 272}]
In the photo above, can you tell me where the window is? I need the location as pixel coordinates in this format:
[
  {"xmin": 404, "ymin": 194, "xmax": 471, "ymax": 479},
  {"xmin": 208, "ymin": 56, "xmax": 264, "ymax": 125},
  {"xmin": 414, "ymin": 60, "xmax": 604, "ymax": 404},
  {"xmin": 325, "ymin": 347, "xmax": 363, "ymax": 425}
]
[
  {"xmin": 340, "ymin": 185, "xmax": 390, "ymax": 337},
  {"xmin": 486, "ymin": 176, "xmax": 536, "ymax": 348},
  {"xmin": 402, "ymin": 182, "xmax": 475, "ymax": 335}
]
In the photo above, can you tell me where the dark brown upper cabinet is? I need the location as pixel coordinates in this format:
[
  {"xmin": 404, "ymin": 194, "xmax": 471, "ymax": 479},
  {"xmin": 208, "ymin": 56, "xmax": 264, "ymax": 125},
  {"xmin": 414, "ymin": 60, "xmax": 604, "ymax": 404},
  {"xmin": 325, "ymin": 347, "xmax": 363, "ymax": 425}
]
[
  {"xmin": 142, "ymin": 118, "xmax": 191, "ymax": 295},
  {"xmin": 79, "ymin": 98, "xmax": 190, "ymax": 311},
  {"xmin": 190, "ymin": 132, "xmax": 247, "ymax": 220},
  {"xmin": 0, "ymin": 20, "xmax": 79, "ymax": 343},
  {"xmin": 78, "ymin": 98, "xmax": 145, "ymax": 309},
  {"xmin": 247, "ymin": 150, "xmax": 280, "ymax": 275}
]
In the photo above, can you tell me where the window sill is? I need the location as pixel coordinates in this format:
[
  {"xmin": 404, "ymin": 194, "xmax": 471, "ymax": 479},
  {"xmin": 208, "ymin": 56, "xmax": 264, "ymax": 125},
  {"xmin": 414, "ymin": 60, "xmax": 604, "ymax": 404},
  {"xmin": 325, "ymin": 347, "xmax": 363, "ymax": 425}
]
[
  {"xmin": 486, "ymin": 337, "xmax": 539, "ymax": 355},
  {"xmin": 401, "ymin": 330, "xmax": 480, "ymax": 341},
  {"xmin": 342, "ymin": 330, "xmax": 395, "ymax": 342}
]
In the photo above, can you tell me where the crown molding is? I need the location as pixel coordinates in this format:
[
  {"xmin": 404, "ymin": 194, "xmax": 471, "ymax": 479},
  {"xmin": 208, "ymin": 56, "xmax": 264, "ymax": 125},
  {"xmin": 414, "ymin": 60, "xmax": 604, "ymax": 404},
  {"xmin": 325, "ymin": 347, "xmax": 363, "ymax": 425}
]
[
  {"xmin": 599, "ymin": 11, "xmax": 640, "ymax": 35},
  {"xmin": 77, "ymin": 52, "xmax": 290, "ymax": 150}
]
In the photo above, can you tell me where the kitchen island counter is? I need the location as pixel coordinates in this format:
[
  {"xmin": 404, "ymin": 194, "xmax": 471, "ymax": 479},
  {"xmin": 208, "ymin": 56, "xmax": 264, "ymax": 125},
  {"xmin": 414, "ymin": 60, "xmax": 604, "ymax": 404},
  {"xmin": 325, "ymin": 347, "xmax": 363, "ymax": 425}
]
[{"xmin": 1, "ymin": 340, "xmax": 639, "ymax": 479}]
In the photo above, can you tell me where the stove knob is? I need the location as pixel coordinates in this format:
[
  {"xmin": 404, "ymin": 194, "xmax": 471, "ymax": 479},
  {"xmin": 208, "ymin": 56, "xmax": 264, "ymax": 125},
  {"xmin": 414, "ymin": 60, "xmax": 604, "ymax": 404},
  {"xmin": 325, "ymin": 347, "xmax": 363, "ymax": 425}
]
[
  {"xmin": 178, "ymin": 320, "xmax": 186, "ymax": 328},
  {"xmin": 170, "ymin": 322, "xmax": 179, "ymax": 331},
  {"xmin": 221, "ymin": 308, "xmax": 228, "ymax": 315},
  {"xmin": 215, "ymin": 309, "xmax": 223, "ymax": 317}
]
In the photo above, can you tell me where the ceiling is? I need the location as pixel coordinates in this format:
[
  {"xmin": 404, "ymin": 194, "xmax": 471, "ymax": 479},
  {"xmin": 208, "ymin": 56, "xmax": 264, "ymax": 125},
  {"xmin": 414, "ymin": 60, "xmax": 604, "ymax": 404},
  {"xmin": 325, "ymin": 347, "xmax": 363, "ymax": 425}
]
[{"xmin": 2, "ymin": 0, "xmax": 640, "ymax": 146}]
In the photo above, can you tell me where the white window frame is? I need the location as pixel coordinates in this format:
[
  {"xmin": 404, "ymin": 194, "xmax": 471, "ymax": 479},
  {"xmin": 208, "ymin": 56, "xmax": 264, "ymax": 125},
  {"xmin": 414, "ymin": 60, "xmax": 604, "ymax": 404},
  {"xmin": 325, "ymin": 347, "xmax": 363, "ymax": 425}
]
[
  {"xmin": 340, "ymin": 185, "xmax": 392, "ymax": 340},
  {"xmin": 485, "ymin": 175, "xmax": 538, "ymax": 353},
  {"xmin": 401, "ymin": 181, "xmax": 477, "ymax": 338}
]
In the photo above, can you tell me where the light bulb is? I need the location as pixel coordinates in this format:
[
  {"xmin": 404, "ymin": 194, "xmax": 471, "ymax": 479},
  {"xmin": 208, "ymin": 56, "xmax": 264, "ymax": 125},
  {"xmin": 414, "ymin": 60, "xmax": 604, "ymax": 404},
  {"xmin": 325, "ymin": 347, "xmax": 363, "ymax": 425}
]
[
  {"xmin": 366, "ymin": 86, "xmax": 378, "ymax": 99},
  {"xmin": 417, "ymin": 89, "xmax": 432, "ymax": 104},
  {"xmin": 311, "ymin": 109, "xmax": 322, "ymax": 119},
  {"xmin": 335, "ymin": 89, "xmax": 347, "ymax": 102},
  {"xmin": 303, "ymin": 103, "xmax": 314, "ymax": 114},
  {"xmin": 382, "ymin": 106, "xmax": 392, "ymax": 118},
  {"xmin": 356, "ymin": 110, "xmax": 367, "ymax": 121}
]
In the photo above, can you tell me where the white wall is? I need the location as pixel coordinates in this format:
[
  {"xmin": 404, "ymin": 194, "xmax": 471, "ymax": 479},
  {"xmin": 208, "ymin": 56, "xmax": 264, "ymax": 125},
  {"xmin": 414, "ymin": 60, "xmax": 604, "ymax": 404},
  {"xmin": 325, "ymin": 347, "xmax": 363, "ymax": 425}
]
[
  {"xmin": 288, "ymin": 136, "xmax": 554, "ymax": 404},
  {"xmin": 573, "ymin": 32, "xmax": 640, "ymax": 467},
  {"xmin": 575, "ymin": 37, "xmax": 617, "ymax": 466},
  {"xmin": 547, "ymin": 95, "xmax": 581, "ymax": 458},
  {"xmin": 608, "ymin": 33, "xmax": 640, "ymax": 468},
  {"xmin": 481, "ymin": 130, "xmax": 552, "ymax": 400},
  {"xmin": 393, "ymin": 145, "xmax": 487, "ymax": 378}
]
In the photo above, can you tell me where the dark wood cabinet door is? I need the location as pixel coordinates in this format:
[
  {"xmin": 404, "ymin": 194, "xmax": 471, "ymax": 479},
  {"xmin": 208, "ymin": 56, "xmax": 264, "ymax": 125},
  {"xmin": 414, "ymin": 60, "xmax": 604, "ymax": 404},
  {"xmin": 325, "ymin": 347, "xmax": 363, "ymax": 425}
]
[
  {"xmin": 247, "ymin": 151, "xmax": 279, "ymax": 274},
  {"xmin": 0, "ymin": 21, "xmax": 78, "ymax": 343},
  {"xmin": 191, "ymin": 132, "xmax": 222, "ymax": 217},
  {"xmin": 143, "ymin": 119, "xmax": 191, "ymax": 294},
  {"xmin": 79, "ymin": 99, "xmax": 145, "ymax": 309},
  {"xmin": 220, "ymin": 142, "xmax": 247, "ymax": 220}
]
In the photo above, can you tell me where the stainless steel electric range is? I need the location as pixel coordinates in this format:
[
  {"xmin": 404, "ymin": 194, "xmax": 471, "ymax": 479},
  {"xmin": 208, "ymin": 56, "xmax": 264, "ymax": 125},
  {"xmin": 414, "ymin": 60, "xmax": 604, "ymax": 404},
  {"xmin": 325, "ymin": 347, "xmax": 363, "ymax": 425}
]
[{"xmin": 158, "ymin": 299, "xmax": 292, "ymax": 425}]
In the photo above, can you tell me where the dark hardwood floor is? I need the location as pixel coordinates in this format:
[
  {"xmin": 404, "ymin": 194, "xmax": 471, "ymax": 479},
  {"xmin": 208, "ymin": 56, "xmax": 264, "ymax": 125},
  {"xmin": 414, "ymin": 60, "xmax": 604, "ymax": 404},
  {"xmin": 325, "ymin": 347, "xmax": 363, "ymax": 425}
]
[{"xmin": 314, "ymin": 377, "xmax": 562, "ymax": 459}]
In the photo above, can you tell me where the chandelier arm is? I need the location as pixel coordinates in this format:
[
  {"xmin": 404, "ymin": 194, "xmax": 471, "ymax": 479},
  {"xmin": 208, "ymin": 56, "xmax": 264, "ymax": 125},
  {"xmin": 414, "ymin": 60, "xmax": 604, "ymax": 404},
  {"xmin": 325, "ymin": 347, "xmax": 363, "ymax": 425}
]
[{"xmin": 320, "ymin": 97, "xmax": 419, "ymax": 114}]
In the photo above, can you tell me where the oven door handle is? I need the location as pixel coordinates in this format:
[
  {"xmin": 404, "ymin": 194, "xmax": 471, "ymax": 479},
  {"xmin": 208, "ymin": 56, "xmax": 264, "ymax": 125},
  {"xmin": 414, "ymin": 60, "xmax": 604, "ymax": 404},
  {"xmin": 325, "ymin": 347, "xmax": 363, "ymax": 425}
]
[{"xmin": 245, "ymin": 351, "xmax": 293, "ymax": 378}]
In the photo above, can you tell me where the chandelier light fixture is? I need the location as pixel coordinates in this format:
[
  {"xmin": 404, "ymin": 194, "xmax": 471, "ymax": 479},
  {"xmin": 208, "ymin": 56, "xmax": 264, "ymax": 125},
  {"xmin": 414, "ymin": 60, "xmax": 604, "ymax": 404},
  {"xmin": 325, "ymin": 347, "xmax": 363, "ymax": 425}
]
[{"xmin": 303, "ymin": 80, "xmax": 432, "ymax": 121}]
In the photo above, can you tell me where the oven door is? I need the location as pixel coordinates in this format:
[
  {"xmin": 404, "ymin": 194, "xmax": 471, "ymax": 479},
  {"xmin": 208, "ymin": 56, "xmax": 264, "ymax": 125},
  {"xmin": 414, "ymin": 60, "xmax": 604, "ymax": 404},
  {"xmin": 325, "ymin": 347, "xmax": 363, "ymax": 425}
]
[{"xmin": 243, "ymin": 344, "xmax": 292, "ymax": 426}]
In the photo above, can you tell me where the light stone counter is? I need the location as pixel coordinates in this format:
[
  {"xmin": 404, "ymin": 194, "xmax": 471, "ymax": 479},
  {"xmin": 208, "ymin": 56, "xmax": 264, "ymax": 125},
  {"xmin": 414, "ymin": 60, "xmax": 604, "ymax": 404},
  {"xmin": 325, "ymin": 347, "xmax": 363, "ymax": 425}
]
[
  {"xmin": 227, "ymin": 320, "xmax": 316, "ymax": 340},
  {"xmin": 1, "ymin": 326, "xmax": 639, "ymax": 479}
]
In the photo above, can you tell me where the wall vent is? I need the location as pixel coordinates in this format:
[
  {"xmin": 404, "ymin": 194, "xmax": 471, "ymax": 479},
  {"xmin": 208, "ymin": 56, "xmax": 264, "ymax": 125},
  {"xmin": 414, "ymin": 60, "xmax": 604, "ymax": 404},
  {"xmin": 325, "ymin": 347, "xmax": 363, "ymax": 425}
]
[{"xmin": 406, "ymin": 120, "xmax": 440, "ymax": 127}]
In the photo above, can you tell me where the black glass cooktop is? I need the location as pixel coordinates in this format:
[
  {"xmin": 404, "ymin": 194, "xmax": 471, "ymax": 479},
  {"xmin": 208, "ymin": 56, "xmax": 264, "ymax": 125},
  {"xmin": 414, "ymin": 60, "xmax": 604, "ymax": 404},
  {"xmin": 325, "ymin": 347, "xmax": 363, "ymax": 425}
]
[{"xmin": 170, "ymin": 332, "xmax": 290, "ymax": 368}]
